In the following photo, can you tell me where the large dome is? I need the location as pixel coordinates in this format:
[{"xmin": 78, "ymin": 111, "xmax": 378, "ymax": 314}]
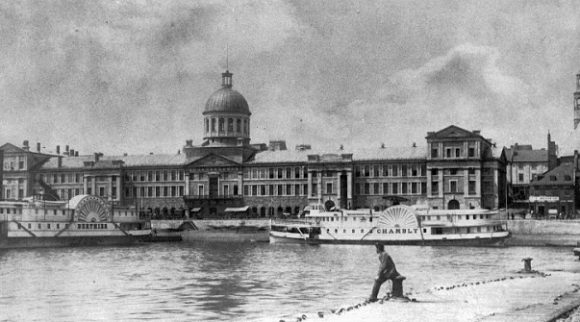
[{"xmin": 204, "ymin": 87, "xmax": 251, "ymax": 115}]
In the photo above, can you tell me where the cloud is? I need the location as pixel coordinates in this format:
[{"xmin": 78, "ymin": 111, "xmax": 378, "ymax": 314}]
[{"xmin": 0, "ymin": 0, "xmax": 303, "ymax": 154}]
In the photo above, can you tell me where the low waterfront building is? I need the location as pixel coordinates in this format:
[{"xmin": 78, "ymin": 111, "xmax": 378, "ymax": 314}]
[
  {"xmin": 1, "ymin": 70, "xmax": 507, "ymax": 217},
  {"xmin": 504, "ymin": 135, "xmax": 557, "ymax": 208},
  {"xmin": 528, "ymin": 161, "xmax": 579, "ymax": 219}
]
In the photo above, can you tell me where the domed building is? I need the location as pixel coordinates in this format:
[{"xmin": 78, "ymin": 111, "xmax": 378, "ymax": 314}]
[
  {"xmin": 202, "ymin": 70, "xmax": 252, "ymax": 147},
  {"xmin": 182, "ymin": 70, "xmax": 260, "ymax": 163}
]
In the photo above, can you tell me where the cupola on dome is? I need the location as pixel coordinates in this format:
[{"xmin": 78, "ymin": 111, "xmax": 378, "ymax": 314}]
[{"xmin": 203, "ymin": 71, "xmax": 251, "ymax": 115}]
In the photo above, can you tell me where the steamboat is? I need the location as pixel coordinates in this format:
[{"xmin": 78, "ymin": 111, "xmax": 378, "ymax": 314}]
[
  {"xmin": 270, "ymin": 204, "xmax": 509, "ymax": 246},
  {"xmin": 0, "ymin": 195, "xmax": 151, "ymax": 249}
]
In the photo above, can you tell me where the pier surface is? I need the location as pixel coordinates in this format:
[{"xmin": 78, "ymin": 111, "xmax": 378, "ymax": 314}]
[{"xmin": 274, "ymin": 270, "xmax": 580, "ymax": 322}]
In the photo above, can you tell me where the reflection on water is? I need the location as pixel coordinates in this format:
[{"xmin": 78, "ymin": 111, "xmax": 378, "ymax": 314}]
[{"xmin": 0, "ymin": 243, "xmax": 575, "ymax": 321}]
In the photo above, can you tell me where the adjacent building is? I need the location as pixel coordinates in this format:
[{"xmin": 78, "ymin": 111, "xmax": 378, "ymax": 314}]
[{"xmin": 1, "ymin": 70, "xmax": 507, "ymax": 217}]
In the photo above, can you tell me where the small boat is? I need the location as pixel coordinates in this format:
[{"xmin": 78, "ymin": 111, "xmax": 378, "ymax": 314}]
[
  {"xmin": 0, "ymin": 195, "xmax": 151, "ymax": 249},
  {"xmin": 269, "ymin": 203, "xmax": 509, "ymax": 246}
]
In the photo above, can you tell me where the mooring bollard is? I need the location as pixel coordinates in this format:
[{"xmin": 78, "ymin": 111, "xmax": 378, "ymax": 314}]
[
  {"xmin": 522, "ymin": 257, "xmax": 533, "ymax": 272},
  {"xmin": 392, "ymin": 276, "xmax": 406, "ymax": 298}
]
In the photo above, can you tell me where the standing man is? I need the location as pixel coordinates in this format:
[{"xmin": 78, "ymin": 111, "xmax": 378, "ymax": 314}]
[{"xmin": 369, "ymin": 243, "xmax": 400, "ymax": 302}]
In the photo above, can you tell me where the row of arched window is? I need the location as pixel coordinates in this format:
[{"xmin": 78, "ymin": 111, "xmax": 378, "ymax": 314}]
[{"xmin": 205, "ymin": 117, "xmax": 249, "ymax": 136}]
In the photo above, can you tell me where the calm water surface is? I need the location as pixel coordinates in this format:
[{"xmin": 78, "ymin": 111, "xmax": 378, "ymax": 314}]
[{"xmin": 0, "ymin": 242, "xmax": 576, "ymax": 321}]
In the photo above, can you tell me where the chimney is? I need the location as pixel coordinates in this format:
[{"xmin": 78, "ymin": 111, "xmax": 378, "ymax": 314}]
[
  {"xmin": 65, "ymin": 145, "xmax": 69, "ymax": 154},
  {"xmin": 57, "ymin": 156, "xmax": 62, "ymax": 168},
  {"xmin": 94, "ymin": 153, "xmax": 100, "ymax": 162},
  {"xmin": 412, "ymin": 142, "xmax": 416, "ymax": 148},
  {"xmin": 56, "ymin": 145, "xmax": 60, "ymax": 155},
  {"xmin": 70, "ymin": 149, "xmax": 75, "ymax": 157},
  {"xmin": 75, "ymin": 151, "xmax": 79, "ymax": 157},
  {"xmin": 36, "ymin": 142, "xmax": 41, "ymax": 153},
  {"xmin": 22, "ymin": 140, "xmax": 29, "ymax": 151}
]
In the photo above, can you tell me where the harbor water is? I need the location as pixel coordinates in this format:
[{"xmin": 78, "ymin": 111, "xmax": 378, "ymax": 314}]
[{"xmin": 0, "ymin": 242, "xmax": 577, "ymax": 321}]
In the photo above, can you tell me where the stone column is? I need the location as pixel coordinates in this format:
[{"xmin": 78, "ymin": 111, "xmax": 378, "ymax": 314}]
[
  {"xmin": 185, "ymin": 172, "xmax": 190, "ymax": 196},
  {"xmin": 83, "ymin": 175, "xmax": 88, "ymax": 194},
  {"xmin": 308, "ymin": 171, "xmax": 313, "ymax": 198},
  {"xmin": 463, "ymin": 169, "xmax": 469, "ymax": 196},
  {"xmin": 336, "ymin": 172, "xmax": 342, "ymax": 207},
  {"xmin": 476, "ymin": 169, "xmax": 481, "ymax": 196},
  {"xmin": 426, "ymin": 168, "xmax": 432, "ymax": 197},
  {"xmin": 238, "ymin": 171, "xmax": 243, "ymax": 196},
  {"xmin": 108, "ymin": 176, "xmax": 113, "ymax": 200},
  {"xmin": 347, "ymin": 170, "xmax": 353, "ymax": 208},
  {"xmin": 438, "ymin": 170, "xmax": 444, "ymax": 197},
  {"xmin": 317, "ymin": 172, "xmax": 322, "ymax": 202},
  {"xmin": 116, "ymin": 176, "xmax": 121, "ymax": 200}
]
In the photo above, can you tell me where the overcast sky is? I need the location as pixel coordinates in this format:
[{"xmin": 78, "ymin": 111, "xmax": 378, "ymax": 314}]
[{"xmin": 1, "ymin": 0, "xmax": 580, "ymax": 156}]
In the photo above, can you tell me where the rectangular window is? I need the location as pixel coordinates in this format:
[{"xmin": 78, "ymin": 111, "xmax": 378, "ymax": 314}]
[
  {"xmin": 421, "ymin": 182, "xmax": 426, "ymax": 194},
  {"xmin": 269, "ymin": 168, "xmax": 274, "ymax": 179},
  {"xmin": 401, "ymin": 165, "xmax": 407, "ymax": 177},
  {"xmin": 383, "ymin": 183, "xmax": 389, "ymax": 194},
  {"xmin": 374, "ymin": 167, "xmax": 380, "ymax": 177},
  {"xmin": 373, "ymin": 183, "xmax": 379, "ymax": 195},
  {"xmin": 431, "ymin": 148, "xmax": 438, "ymax": 158},
  {"xmin": 468, "ymin": 147, "xmax": 475, "ymax": 157},
  {"xmin": 450, "ymin": 181, "xmax": 457, "ymax": 193},
  {"xmin": 518, "ymin": 173, "xmax": 524, "ymax": 182},
  {"xmin": 295, "ymin": 184, "xmax": 300, "ymax": 196},
  {"xmin": 401, "ymin": 182, "xmax": 408, "ymax": 194},
  {"xmin": 355, "ymin": 183, "xmax": 361, "ymax": 195},
  {"xmin": 260, "ymin": 185, "xmax": 266, "ymax": 196},
  {"xmin": 469, "ymin": 181, "xmax": 476, "ymax": 195},
  {"xmin": 163, "ymin": 186, "xmax": 168, "ymax": 197},
  {"xmin": 364, "ymin": 166, "xmax": 370, "ymax": 177},
  {"xmin": 286, "ymin": 168, "xmax": 292, "ymax": 179},
  {"xmin": 355, "ymin": 166, "xmax": 361, "ymax": 177},
  {"xmin": 383, "ymin": 165, "xmax": 389, "ymax": 177},
  {"xmin": 243, "ymin": 185, "xmax": 249, "ymax": 196},
  {"xmin": 286, "ymin": 184, "xmax": 292, "ymax": 195},
  {"xmin": 411, "ymin": 182, "xmax": 417, "ymax": 194},
  {"xmin": 392, "ymin": 183, "xmax": 399, "ymax": 194},
  {"xmin": 311, "ymin": 184, "xmax": 317, "ymax": 197},
  {"xmin": 252, "ymin": 185, "xmax": 258, "ymax": 196},
  {"xmin": 325, "ymin": 183, "xmax": 332, "ymax": 194},
  {"xmin": 278, "ymin": 185, "xmax": 284, "ymax": 196},
  {"xmin": 431, "ymin": 181, "xmax": 439, "ymax": 194},
  {"xmin": 392, "ymin": 165, "xmax": 398, "ymax": 177},
  {"xmin": 411, "ymin": 167, "xmax": 418, "ymax": 176},
  {"xmin": 446, "ymin": 148, "xmax": 451, "ymax": 158},
  {"xmin": 455, "ymin": 148, "xmax": 460, "ymax": 158},
  {"xmin": 364, "ymin": 183, "xmax": 370, "ymax": 195},
  {"xmin": 303, "ymin": 184, "xmax": 308, "ymax": 196},
  {"xmin": 469, "ymin": 168, "xmax": 476, "ymax": 175}
]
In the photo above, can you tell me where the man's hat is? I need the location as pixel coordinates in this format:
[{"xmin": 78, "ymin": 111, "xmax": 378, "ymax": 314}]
[{"xmin": 375, "ymin": 243, "xmax": 384, "ymax": 251}]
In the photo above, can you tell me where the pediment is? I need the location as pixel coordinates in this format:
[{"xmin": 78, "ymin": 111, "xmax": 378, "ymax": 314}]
[
  {"xmin": 0, "ymin": 143, "xmax": 26, "ymax": 154},
  {"xmin": 186, "ymin": 153, "xmax": 241, "ymax": 168},
  {"xmin": 427, "ymin": 125, "xmax": 480, "ymax": 140}
]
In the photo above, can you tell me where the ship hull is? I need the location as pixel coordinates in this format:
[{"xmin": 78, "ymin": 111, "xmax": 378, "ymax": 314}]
[
  {"xmin": 269, "ymin": 233, "xmax": 508, "ymax": 246},
  {"xmin": 0, "ymin": 235, "xmax": 146, "ymax": 249}
]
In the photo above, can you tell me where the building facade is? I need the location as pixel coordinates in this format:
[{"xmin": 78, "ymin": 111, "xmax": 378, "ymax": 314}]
[{"xmin": 1, "ymin": 70, "xmax": 507, "ymax": 217}]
